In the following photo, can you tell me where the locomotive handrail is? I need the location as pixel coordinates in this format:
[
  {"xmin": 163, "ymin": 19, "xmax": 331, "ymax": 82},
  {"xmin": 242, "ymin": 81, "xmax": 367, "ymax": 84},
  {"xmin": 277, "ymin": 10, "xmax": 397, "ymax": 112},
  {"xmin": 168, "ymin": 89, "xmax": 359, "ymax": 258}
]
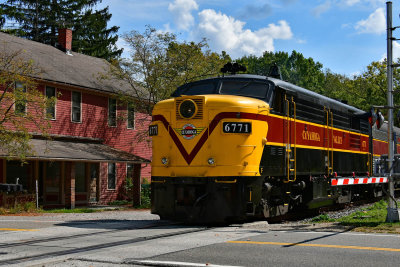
[
  {"xmin": 325, "ymin": 107, "xmax": 334, "ymax": 175},
  {"xmin": 285, "ymin": 94, "xmax": 291, "ymax": 182},
  {"xmin": 151, "ymin": 180, "xmax": 166, "ymax": 183},
  {"xmin": 330, "ymin": 110, "xmax": 334, "ymax": 174},
  {"xmin": 288, "ymin": 97, "xmax": 297, "ymax": 182},
  {"xmin": 215, "ymin": 179, "xmax": 237, "ymax": 183},
  {"xmin": 284, "ymin": 95, "xmax": 297, "ymax": 183}
]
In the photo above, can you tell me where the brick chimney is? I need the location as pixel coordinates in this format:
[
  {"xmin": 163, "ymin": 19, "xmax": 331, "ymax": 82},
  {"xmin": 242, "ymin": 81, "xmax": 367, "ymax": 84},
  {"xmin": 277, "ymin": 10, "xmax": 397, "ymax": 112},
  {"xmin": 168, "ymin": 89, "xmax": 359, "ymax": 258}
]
[{"xmin": 58, "ymin": 28, "xmax": 72, "ymax": 54}]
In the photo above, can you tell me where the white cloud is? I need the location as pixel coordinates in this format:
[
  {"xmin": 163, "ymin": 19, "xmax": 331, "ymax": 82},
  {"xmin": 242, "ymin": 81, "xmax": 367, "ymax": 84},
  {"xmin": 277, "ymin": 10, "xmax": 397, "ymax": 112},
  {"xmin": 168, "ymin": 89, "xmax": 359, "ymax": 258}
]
[
  {"xmin": 393, "ymin": 42, "xmax": 400, "ymax": 61},
  {"xmin": 195, "ymin": 9, "xmax": 292, "ymax": 58},
  {"xmin": 312, "ymin": 1, "xmax": 332, "ymax": 17},
  {"xmin": 379, "ymin": 42, "xmax": 400, "ymax": 62},
  {"xmin": 168, "ymin": 0, "xmax": 199, "ymax": 31},
  {"xmin": 355, "ymin": 8, "xmax": 386, "ymax": 34},
  {"xmin": 340, "ymin": 0, "xmax": 361, "ymax": 6}
]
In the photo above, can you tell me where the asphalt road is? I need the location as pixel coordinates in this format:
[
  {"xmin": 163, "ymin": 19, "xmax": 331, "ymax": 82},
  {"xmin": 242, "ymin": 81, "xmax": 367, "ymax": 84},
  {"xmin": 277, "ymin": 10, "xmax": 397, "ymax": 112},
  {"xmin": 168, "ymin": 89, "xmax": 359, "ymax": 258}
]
[{"xmin": 0, "ymin": 211, "xmax": 399, "ymax": 267}]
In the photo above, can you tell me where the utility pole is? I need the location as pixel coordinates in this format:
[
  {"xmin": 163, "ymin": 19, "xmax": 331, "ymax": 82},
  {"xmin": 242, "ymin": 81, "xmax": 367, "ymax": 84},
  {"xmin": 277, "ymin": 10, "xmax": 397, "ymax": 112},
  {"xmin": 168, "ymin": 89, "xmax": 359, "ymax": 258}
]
[{"xmin": 386, "ymin": 1, "xmax": 399, "ymax": 223}]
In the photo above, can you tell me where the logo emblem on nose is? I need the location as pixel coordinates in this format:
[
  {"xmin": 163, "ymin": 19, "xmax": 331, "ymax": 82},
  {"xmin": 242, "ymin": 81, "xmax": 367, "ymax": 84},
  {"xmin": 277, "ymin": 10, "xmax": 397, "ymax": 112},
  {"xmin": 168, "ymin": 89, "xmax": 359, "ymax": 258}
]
[{"xmin": 176, "ymin": 124, "xmax": 205, "ymax": 140}]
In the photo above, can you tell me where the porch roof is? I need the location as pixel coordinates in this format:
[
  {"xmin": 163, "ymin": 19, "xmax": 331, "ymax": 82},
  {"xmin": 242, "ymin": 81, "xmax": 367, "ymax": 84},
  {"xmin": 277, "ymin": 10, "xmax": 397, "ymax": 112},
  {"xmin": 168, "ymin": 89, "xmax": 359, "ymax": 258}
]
[{"xmin": 2, "ymin": 139, "xmax": 150, "ymax": 163}]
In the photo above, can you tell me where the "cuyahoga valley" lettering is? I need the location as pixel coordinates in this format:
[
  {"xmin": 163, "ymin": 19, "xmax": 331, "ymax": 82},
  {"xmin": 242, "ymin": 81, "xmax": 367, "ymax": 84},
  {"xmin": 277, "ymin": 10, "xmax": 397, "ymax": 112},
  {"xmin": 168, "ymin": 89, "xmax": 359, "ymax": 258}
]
[{"xmin": 302, "ymin": 130, "xmax": 320, "ymax": 142}]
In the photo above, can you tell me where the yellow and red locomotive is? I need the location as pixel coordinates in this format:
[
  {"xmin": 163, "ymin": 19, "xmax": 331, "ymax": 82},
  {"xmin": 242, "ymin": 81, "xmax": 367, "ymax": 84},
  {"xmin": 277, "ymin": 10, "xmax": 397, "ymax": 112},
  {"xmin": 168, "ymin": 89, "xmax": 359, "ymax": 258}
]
[{"xmin": 150, "ymin": 73, "xmax": 397, "ymax": 223}]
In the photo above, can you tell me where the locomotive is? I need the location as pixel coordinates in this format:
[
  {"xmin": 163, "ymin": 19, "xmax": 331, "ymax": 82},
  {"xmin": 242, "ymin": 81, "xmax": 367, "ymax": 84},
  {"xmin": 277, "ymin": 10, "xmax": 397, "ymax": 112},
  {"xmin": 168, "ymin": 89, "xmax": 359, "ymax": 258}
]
[{"xmin": 149, "ymin": 70, "xmax": 399, "ymax": 223}]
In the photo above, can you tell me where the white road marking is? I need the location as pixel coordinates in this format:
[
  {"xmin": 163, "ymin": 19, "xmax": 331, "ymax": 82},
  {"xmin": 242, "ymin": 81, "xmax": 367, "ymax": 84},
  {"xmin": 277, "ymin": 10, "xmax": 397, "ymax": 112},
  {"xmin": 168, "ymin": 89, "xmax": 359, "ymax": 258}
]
[{"xmin": 133, "ymin": 260, "xmax": 244, "ymax": 267}]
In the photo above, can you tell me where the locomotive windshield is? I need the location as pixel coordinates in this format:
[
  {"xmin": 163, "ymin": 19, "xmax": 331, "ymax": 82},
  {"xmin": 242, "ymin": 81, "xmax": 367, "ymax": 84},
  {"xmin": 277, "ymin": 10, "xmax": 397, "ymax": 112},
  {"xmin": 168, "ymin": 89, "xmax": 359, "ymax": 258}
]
[
  {"xmin": 220, "ymin": 80, "xmax": 271, "ymax": 100},
  {"xmin": 171, "ymin": 78, "xmax": 272, "ymax": 102}
]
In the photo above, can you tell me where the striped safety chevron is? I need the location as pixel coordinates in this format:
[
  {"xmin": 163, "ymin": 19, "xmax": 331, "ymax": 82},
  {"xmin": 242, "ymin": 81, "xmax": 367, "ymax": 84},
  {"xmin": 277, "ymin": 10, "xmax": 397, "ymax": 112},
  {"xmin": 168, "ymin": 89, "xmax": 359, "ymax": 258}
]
[{"xmin": 331, "ymin": 177, "xmax": 388, "ymax": 186}]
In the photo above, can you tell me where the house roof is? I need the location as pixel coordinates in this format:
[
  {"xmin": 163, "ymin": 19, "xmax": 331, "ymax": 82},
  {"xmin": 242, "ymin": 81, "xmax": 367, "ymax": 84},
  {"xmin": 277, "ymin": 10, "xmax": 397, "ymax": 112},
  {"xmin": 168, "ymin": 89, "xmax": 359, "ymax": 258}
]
[
  {"xmin": 0, "ymin": 138, "xmax": 150, "ymax": 163},
  {"xmin": 0, "ymin": 32, "xmax": 131, "ymax": 95}
]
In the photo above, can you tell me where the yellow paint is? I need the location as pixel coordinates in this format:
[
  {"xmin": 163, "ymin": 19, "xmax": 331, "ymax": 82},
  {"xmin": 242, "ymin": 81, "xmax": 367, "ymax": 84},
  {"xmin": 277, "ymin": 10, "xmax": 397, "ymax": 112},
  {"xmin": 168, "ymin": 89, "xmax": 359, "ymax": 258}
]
[
  {"xmin": 0, "ymin": 228, "xmax": 39, "ymax": 232},
  {"xmin": 227, "ymin": 241, "xmax": 400, "ymax": 252},
  {"xmin": 152, "ymin": 95, "xmax": 269, "ymax": 177},
  {"xmin": 215, "ymin": 179, "xmax": 237, "ymax": 184}
]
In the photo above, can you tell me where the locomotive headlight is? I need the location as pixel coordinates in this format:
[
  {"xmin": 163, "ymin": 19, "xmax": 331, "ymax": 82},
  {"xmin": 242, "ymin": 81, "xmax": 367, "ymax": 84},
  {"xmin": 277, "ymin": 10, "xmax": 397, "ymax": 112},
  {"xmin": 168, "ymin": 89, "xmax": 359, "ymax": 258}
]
[
  {"xmin": 207, "ymin": 157, "xmax": 215, "ymax": 165},
  {"xmin": 179, "ymin": 99, "xmax": 197, "ymax": 119},
  {"xmin": 161, "ymin": 157, "xmax": 169, "ymax": 165}
]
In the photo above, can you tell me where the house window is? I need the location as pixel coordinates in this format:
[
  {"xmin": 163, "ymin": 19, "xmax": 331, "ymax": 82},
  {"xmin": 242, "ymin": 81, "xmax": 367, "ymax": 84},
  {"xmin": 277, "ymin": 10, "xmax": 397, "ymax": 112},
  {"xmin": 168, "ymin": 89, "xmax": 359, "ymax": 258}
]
[
  {"xmin": 71, "ymin": 91, "xmax": 81, "ymax": 122},
  {"xmin": 108, "ymin": 162, "xmax": 116, "ymax": 190},
  {"xmin": 108, "ymin": 98, "xmax": 116, "ymax": 126},
  {"xmin": 15, "ymin": 81, "xmax": 27, "ymax": 115},
  {"xmin": 127, "ymin": 103, "xmax": 135, "ymax": 129},
  {"xmin": 45, "ymin": 86, "xmax": 56, "ymax": 119}
]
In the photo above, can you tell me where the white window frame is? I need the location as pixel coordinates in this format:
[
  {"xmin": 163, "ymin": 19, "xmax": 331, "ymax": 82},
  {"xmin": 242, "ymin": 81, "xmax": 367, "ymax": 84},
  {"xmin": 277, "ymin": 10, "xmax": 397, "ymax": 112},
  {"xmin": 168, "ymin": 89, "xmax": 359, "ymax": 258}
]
[
  {"xmin": 45, "ymin": 85, "xmax": 56, "ymax": 120},
  {"xmin": 108, "ymin": 97, "xmax": 117, "ymax": 127},
  {"xmin": 71, "ymin": 91, "xmax": 82, "ymax": 123},
  {"xmin": 107, "ymin": 162, "xmax": 116, "ymax": 190}
]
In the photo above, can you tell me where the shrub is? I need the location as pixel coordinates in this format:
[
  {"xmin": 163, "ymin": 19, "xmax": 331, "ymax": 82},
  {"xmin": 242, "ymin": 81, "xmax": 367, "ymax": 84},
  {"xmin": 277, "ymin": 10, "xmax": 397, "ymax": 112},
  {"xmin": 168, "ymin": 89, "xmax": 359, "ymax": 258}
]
[{"xmin": 23, "ymin": 202, "xmax": 37, "ymax": 212}]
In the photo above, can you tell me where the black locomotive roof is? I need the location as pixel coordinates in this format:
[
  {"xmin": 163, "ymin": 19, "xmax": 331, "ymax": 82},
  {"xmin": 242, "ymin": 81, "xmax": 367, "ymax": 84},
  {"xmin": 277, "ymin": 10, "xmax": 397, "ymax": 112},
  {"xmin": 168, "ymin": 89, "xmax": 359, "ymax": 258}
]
[{"xmin": 173, "ymin": 74, "xmax": 365, "ymax": 115}]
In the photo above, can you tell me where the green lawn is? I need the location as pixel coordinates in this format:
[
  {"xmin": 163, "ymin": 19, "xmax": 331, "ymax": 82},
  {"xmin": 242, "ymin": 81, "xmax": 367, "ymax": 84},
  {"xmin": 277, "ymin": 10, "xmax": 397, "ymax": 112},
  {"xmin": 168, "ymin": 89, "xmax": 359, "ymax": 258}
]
[{"xmin": 312, "ymin": 200, "xmax": 400, "ymax": 233}]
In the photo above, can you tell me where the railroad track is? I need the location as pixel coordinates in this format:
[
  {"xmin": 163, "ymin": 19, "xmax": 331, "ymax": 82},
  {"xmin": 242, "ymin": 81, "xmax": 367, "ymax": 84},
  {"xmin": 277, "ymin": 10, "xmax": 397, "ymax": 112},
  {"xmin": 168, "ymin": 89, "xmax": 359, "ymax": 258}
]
[{"xmin": 0, "ymin": 221, "xmax": 209, "ymax": 266}]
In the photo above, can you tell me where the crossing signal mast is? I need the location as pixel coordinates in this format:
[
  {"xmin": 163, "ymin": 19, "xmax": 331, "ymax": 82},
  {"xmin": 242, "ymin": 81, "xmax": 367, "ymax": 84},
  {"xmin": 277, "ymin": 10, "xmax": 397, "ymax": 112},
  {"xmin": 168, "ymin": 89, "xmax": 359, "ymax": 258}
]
[{"xmin": 385, "ymin": 1, "xmax": 400, "ymax": 222}]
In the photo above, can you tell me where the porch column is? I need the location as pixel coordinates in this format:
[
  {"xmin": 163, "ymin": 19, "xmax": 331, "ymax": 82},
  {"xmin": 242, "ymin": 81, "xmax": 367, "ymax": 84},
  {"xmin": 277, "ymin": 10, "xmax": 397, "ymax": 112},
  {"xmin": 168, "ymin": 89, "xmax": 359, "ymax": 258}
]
[
  {"xmin": 132, "ymin": 163, "xmax": 142, "ymax": 206},
  {"xmin": 65, "ymin": 162, "xmax": 75, "ymax": 209},
  {"xmin": 34, "ymin": 161, "xmax": 39, "ymax": 207}
]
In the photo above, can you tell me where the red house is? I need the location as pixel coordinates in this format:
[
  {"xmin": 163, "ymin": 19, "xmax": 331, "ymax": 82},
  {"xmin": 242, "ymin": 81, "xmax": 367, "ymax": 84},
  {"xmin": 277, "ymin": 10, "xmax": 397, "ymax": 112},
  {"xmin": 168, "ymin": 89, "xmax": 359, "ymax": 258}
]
[{"xmin": 0, "ymin": 30, "xmax": 151, "ymax": 208}]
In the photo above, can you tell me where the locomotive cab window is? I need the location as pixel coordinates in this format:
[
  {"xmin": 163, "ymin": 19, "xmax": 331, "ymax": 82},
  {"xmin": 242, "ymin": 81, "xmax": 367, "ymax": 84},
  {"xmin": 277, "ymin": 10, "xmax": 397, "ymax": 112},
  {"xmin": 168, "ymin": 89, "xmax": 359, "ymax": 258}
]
[
  {"xmin": 219, "ymin": 80, "xmax": 271, "ymax": 101},
  {"xmin": 171, "ymin": 81, "xmax": 218, "ymax": 97}
]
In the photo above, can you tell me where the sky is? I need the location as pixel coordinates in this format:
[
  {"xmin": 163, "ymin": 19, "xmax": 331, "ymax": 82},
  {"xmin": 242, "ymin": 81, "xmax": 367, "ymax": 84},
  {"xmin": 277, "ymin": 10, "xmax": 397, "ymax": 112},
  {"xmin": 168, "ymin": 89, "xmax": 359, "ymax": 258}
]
[{"xmin": 99, "ymin": 0, "xmax": 400, "ymax": 76}]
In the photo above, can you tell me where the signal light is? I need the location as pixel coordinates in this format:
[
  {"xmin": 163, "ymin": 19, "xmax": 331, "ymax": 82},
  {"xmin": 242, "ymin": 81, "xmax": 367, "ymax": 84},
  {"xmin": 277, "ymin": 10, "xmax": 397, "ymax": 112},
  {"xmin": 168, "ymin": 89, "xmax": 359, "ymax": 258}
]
[
  {"xmin": 376, "ymin": 109, "xmax": 384, "ymax": 129},
  {"xmin": 365, "ymin": 107, "xmax": 385, "ymax": 129},
  {"xmin": 368, "ymin": 108, "xmax": 377, "ymax": 127}
]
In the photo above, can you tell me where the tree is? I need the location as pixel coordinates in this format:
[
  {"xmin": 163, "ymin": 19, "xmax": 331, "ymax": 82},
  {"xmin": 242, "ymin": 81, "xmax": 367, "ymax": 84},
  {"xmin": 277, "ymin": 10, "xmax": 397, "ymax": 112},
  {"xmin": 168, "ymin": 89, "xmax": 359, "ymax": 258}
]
[
  {"xmin": 72, "ymin": 6, "xmax": 121, "ymax": 61},
  {"xmin": 237, "ymin": 50, "xmax": 325, "ymax": 94},
  {"xmin": 0, "ymin": 41, "xmax": 54, "ymax": 161},
  {"xmin": 0, "ymin": 0, "xmax": 121, "ymax": 60},
  {"xmin": 104, "ymin": 26, "xmax": 230, "ymax": 115}
]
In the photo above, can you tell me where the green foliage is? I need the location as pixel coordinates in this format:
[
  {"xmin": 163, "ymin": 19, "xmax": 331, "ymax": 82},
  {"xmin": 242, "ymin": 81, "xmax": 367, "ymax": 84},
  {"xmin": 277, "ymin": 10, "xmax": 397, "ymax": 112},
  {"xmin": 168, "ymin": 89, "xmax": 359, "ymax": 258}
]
[
  {"xmin": 72, "ymin": 6, "xmax": 122, "ymax": 61},
  {"xmin": 108, "ymin": 200, "xmax": 130, "ymax": 206},
  {"xmin": 23, "ymin": 201, "xmax": 37, "ymax": 212},
  {"xmin": 338, "ymin": 200, "xmax": 389, "ymax": 227},
  {"xmin": 237, "ymin": 50, "xmax": 325, "ymax": 93},
  {"xmin": 0, "ymin": 207, "xmax": 6, "ymax": 215},
  {"xmin": 0, "ymin": 44, "xmax": 53, "ymax": 161},
  {"xmin": 136, "ymin": 183, "xmax": 151, "ymax": 209},
  {"xmin": 42, "ymin": 208, "xmax": 101, "ymax": 213},
  {"xmin": 311, "ymin": 214, "xmax": 335, "ymax": 222},
  {"xmin": 4, "ymin": 201, "xmax": 40, "ymax": 214}
]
